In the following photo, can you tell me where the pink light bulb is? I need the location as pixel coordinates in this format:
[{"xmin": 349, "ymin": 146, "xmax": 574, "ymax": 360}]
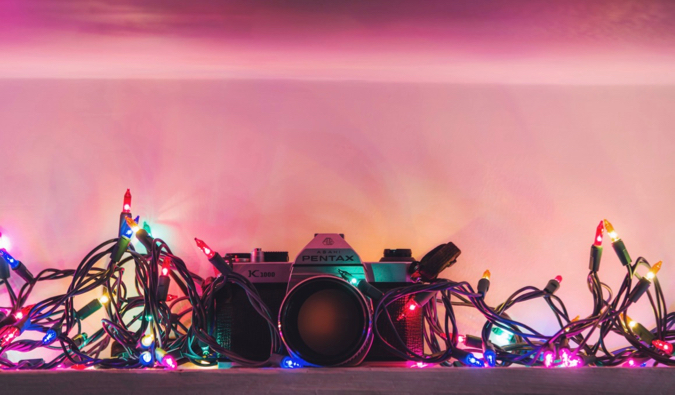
[
  {"xmin": 163, "ymin": 355, "xmax": 177, "ymax": 370},
  {"xmin": 543, "ymin": 351, "xmax": 554, "ymax": 368}
]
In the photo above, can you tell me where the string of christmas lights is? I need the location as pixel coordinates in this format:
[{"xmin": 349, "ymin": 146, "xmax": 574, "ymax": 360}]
[{"xmin": 1, "ymin": 191, "xmax": 673, "ymax": 370}]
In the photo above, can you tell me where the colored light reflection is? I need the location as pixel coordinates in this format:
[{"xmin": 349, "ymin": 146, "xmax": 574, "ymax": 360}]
[{"xmin": 0, "ymin": 233, "xmax": 11, "ymax": 252}]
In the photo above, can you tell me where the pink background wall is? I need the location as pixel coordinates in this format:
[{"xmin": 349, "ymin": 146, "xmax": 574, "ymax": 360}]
[
  {"xmin": 2, "ymin": 80, "xmax": 673, "ymax": 337},
  {"xmin": 1, "ymin": 0, "xmax": 674, "ymax": 346}
]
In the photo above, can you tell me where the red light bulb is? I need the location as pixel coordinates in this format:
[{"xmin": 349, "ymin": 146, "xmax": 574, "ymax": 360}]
[
  {"xmin": 555, "ymin": 275, "xmax": 563, "ymax": 283},
  {"xmin": 0, "ymin": 326, "xmax": 20, "ymax": 347},
  {"xmin": 652, "ymin": 340, "xmax": 673, "ymax": 355},
  {"xmin": 161, "ymin": 260, "xmax": 171, "ymax": 277},
  {"xmin": 14, "ymin": 305, "xmax": 33, "ymax": 321},
  {"xmin": 123, "ymin": 189, "xmax": 132, "ymax": 213},
  {"xmin": 593, "ymin": 220, "xmax": 604, "ymax": 247},
  {"xmin": 397, "ymin": 300, "xmax": 420, "ymax": 321},
  {"xmin": 194, "ymin": 238, "xmax": 215, "ymax": 259},
  {"xmin": 457, "ymin": 335, "xmax": 466, "ymax": 344}
]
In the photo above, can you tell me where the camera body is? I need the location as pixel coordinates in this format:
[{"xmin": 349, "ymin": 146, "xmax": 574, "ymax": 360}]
[{"xmin": 213, "ymin": 233, "xmax": 423, "ymax": 366}]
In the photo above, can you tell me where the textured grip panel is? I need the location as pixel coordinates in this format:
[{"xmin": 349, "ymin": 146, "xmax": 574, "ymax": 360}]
[{"xmin": 366, "ymin": 282, "xmax": 424, "ymax": 361}]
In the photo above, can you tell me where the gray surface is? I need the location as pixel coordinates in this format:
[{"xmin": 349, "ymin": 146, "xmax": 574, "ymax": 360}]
[{"xmin": 0, "ymin": 367, "xmax": 672, "ymax": 395}]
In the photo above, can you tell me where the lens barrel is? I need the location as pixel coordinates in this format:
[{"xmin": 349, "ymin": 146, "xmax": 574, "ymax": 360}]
[{"xmin": 279, "ymin": 276, "xmax": 373, "ymax": 366}]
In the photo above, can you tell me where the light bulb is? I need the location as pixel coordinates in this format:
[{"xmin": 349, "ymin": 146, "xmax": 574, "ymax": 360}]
[
  {"xmin": 0, "ymin": 249, "xmax": 19, "ymax": 270},
  {"xmin": 162, "ymin": 355, "xmax": 177, "ymax": 370},
  {"xmin": 281, "ymin": 357, "xmax": 304, "ymax": 369},
  {"xmin": 161, "ymin": 260, "xmax": 171, "ymax": 277},
  {"xmin": 42, "ymin": 329, "xmax": 58, "ymax": 345},
  {"xmin": 603, "ymin": 219, "xmax": 620, "ymax": 242},
  {"xmin": 194, "ymin": 238, "xmax": 216, "ymax": 259},
  {"xmin": 154, "ymin": 348, "xmax": 177, "ymax": 369},
  {"xmin": 140, "ymin": 351, "xmax": 153, "ymax": 367},
  {"xmin": 142, "ymin": 221, "xmax": 152, "ymax": 237},
  {"xmin": 482, "ymin": 270, "xmax": 490, "ymax": 280},
  {"xmin": 543, "ymin": 351, "xmax": 555, "ymax": 368},
  {"xmin": 484, "ymin": 349, "xmax": 496, "ymax": 367},
  {"xmin": 593, "ymin": 221, "xmax": 604, "ymax": 246},
  {"xmin": 489, "ymin": 327, "xmax": 514, "ymax": 347},
  {"xmin": 624, "ymin": 315, "xmax": 637, "ymax": 329},
  {"xmin": 652, "ymin": 340, "xmax": 673, "ymax": 354},
  {"xmin": 645, "ymin": 261, "xmax": 662, "ymax": 281},
  {"xmin": 0, "ymin": 326, "xmax": 20, "ymax": 347},
  {"xmin": 565, "ymin": 316, "xmax": 580, "ymax": 333},
  {"xmin": 123, "ymin": 189, "xmax": 132, "ymax": 213},
  {"xmin": 124, "ymin": 216, "xmax": 141, "ymax": 234},
  {"xmin": 141, "ymin": 333, "xmax": 154, "ymax": 348}
]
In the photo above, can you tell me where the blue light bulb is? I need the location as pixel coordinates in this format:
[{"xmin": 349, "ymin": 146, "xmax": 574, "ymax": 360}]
[
  {"xmin": 42, "ymin": 329, "xmax": 57, "ymax": 345},
  {"xmin": 140, "ymin": 351, "xmax": 154, "ymax": 367},
  {"xmin": 484, "ymin": 349, "xmax": 496, "ymax": 367},
  {"xmin": 466, "ymin": 353, "xmax": 485, "ymax": 368},
  {"xmin": 119, "ymin": 219, "xmax": 135, "ymax": 239},
  {"xmin": 350, "ymin": 278, "xmax": 358, "ymax": 286},
  {"xmin": 281, "ymin": 357, "xmax": 304, "ymax": 369},
  {"xmin": 0, "ymin": 249, "xmax": 19, "ymax": 270},
  {"xmin": 119, "ymin": 221, "xmax": 131, "ymax": 238}
]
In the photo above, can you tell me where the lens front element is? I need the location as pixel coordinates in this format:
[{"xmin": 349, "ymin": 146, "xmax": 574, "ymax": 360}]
[{"xmin": 280, "ymin": 276, "xmax": 373, "ymax": 366}]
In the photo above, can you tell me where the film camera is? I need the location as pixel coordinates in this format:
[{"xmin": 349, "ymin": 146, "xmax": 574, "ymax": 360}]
[{"xmin": 212, "ymin": 233, "xmax": 425, "ymax": 367}]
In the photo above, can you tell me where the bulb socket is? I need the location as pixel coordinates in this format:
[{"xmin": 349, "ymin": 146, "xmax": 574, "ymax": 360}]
[
  {"xmin": 157, "ymin": 275, "xmax": 171, "ymax": 302},
  {"xmin": 544, "ymin": 279, "xmax": 561, "ymax": 294},
  {"xmin": 629, "ymin": 321, "xmax": 655, "ymax": 344},
  {"xmin": 111, "ymin": 237, "xmax": 132, "ymax": 263},
  {"xmin": 477, "ymin": 278, "xmax": 490, "ymax": 296},
  {"xmin": 612, "ymin": 239, "xmax": 631, "ymax": 266},
  {"xmin": 209, "ymin": 253, "xmax": 232, "ymax": 276},
  {"xmin": 356, "ymin": 280, "xmax": 384, "ymax": 301},
  {"xmin": 0, "ymin": 258, "xmax": 9, "ymax": 280},
  {"xmin": 464, "ymin": 334, "xmax": 484, "ymax": 349},
  {"xmin": 136, "ymin": 229, "xmax": 155, "ymax": 251},
  {"xmin": 76, "ymin": 298, "xmax": 103, "ymax": 320},
  {"xmin": 628, "ymin": 277, "xmax": 652, "ymax": 303},
  {"xmin": 589, "ymin": 245, "xmax": 602, "ymax": 272},
  {"xmin": 412, "ymin": 291, "xmax": 436, "ymax": 309}
]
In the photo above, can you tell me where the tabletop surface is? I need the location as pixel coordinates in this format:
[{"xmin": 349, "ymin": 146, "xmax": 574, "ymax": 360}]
[{"xmin": 0, "ymin": 367, "xmax": 672, "ymax": 395}]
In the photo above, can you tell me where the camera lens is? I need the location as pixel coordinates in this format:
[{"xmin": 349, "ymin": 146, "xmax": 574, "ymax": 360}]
[{"xmin": 279, "ymin": 276, "xmax": 372, "ymax": 366}]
